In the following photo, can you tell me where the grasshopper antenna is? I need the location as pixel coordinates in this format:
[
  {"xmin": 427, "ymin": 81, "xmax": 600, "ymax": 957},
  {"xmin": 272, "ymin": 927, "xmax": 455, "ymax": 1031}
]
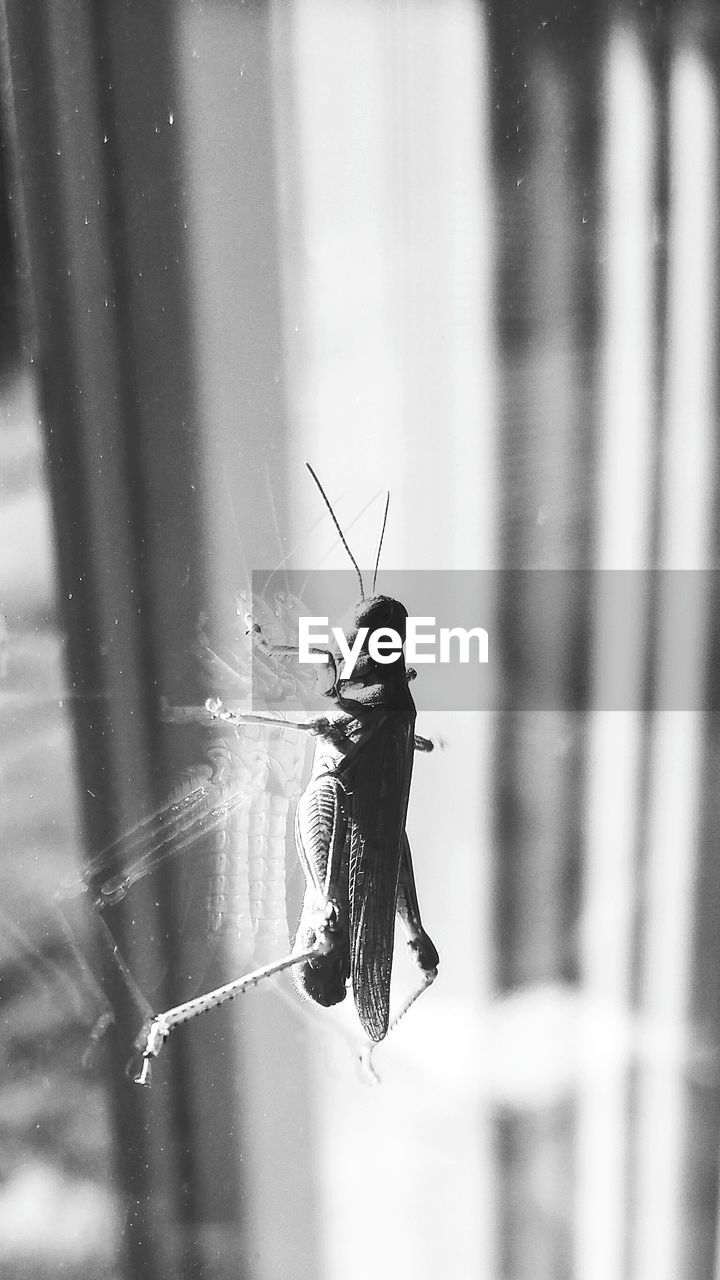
[
  {"xmin": 305, "ymin": 463, "xmax": 365, "ymax": 600},
  {"xmin": 371, "ymin": 491, "xmax": 390, "ymax": 594}
]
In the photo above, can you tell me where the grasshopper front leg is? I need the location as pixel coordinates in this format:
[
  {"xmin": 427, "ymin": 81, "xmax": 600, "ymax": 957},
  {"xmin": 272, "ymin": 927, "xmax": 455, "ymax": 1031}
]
[{"xmin": 245, "ymin": 616, "xmax": 338, "ymax": 698}]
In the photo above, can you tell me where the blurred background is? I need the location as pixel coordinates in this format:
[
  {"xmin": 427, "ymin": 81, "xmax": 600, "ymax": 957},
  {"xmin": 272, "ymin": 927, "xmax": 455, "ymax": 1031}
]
[{"xmin": 1, "ymin": 1, "xmax": 719, "ymax": 1278}]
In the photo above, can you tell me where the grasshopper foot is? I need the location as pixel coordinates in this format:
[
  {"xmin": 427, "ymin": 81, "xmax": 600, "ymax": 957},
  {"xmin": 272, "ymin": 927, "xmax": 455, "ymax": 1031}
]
[
  {"xmin": 132, "ymin": 1014, "xmax": 171, "ymax": 1087},
  {"xmin": 358, "ymin": 1042, "xmax": 382, "ymax": 1087}
]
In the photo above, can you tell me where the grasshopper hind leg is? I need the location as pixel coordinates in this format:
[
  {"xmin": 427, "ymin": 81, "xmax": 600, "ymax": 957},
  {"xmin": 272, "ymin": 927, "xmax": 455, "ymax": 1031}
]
[
  {"xmin": 292, "ymin": 774, "xmax": 350, "ymax": 1009},
  {"xmin": 396, "ymin": 833, "xmax": 439, "ymax": 977},
  {"xmin": 358, "ymin": 833, "xmax": 438, "ymax": 1083}
]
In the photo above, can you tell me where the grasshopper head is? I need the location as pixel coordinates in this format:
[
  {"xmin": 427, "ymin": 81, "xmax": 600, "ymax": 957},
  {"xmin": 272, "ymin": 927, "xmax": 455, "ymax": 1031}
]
[
  {"xmin": 327, "ymin": 594, "xmax": 411, "ymax": 698},
  {"xmin": 351, "ymin": 595, "xmax": 408, "ymax": 644}
]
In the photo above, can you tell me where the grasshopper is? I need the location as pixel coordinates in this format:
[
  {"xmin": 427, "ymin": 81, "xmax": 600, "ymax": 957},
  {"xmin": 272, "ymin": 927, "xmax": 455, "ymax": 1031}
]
[{"xmin": 136, "ymin": 466, "xmax": 439, "ymax": 1083}]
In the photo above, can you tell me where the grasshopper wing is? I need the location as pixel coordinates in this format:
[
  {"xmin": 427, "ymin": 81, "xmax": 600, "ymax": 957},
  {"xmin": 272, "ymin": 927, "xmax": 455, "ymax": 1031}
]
[{"xmin": 346, "ymin": 711, "xmax": 415, "ymax": 1041}]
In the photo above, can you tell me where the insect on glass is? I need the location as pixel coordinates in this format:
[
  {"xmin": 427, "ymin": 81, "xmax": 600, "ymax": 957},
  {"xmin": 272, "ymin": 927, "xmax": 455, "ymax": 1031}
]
[{"xmin": 136, "ymin": 465, "xmax": 440, "ymax": 1084}]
